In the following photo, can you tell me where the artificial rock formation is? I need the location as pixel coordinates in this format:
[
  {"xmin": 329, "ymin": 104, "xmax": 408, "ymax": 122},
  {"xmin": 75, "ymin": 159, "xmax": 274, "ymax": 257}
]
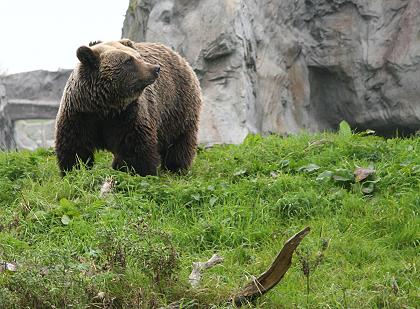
[
  {"xmin": 1, "ymin": 0, "xmax": 419, "ymax": 150},
  {"xmin": 0, "ymin": 70, "xmax": 71, "ymax": 149},
  {"xmin": 0, "ymin": 83, "xmax": 14, "ymax": 149},
  {"xmin": 123, "ymin": 0, "xmax": 420, "ymax": 144}
]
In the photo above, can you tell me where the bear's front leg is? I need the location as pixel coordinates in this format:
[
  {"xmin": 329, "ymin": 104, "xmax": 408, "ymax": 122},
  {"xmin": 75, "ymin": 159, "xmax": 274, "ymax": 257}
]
[
  {"xmin": 112, "ymin": 123, "xmax": 160, "ymax": 176},
  {"xmin": 57, "ymin": 147, "xmax": 94, "ymax": 176},
  {"xmin": 55, "ymin": 115, "xmax": 96, "ymax": 176}
]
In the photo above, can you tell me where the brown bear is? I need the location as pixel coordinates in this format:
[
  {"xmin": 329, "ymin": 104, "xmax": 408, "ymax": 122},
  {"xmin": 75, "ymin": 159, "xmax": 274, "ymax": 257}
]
[{"xmin": 55, "ymin": 39, "xmax": 202, "ymax": 176}]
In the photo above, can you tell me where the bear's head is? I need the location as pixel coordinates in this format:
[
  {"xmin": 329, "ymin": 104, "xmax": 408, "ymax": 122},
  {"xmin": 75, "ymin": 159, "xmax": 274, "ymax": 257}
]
[{"xmin": 75, "ymin": 39, "xmax": 160, "ymax": 109}]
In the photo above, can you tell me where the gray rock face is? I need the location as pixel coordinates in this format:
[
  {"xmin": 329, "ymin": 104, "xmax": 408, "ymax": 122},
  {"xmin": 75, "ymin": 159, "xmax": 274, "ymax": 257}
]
[
  {"xmin": 0, "ymin": 83, "xmax": 14, "ymax": 149},
  {"xmin": 123, "ymin": 0, "xmax": 420, "ymax": 144},
  {"xmin": 0, "ymin": 70, "xmax": 71, "ymax": 150},
  {"xmin": 14, "ymin": 119, "xmax": 56, "ymax": 150},
  {"xmin": 2, "ymin": 70, "xmax": 71, "ymax": 102}
]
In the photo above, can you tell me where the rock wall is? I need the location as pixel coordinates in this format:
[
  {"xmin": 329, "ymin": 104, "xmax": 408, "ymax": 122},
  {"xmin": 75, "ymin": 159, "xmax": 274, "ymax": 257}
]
[
  {"xmin": 0, "ymin": 70, "xmax": 71, "ymax": 150},
  {"xmin": 1, "ymin": 70, "xmax": 71, "ymax": 102},
  {"xmin": 0, "ymin": 83, "xmax": 15, "ymax": 149},
  {"xmin": 123, "ymin": 0, "xmax": 420, "ymax": 144}
]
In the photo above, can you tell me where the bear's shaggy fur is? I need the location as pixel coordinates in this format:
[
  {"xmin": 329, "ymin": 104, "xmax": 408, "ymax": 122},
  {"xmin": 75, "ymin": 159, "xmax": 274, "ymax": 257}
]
[{"xmin": 55, "ymin": 39, "xmax": 202, "ymax": 176}]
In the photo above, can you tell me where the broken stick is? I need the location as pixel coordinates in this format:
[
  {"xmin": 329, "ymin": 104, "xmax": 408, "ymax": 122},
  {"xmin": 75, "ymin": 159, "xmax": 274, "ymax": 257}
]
[
  {"xmin": 100, "ymin": 177, "xmax": 115, "ymax": 197},
  {"xmin": 189, "ymin": 253, "xmax": 224, "ymax": 288},
  {"xmin": 231, "ymin": 227, "xmax": 310, "ymax": 306}
]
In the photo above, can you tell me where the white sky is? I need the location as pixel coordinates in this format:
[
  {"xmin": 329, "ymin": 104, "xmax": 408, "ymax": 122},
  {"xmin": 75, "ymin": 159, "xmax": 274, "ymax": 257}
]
[{"xmin": 0, "ymin": 0, "xmax": 128, "ymax": 74}]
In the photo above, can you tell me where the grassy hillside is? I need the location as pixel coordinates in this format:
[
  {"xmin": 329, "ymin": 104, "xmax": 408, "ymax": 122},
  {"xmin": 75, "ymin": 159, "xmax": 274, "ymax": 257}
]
[{"xmin": 0, "ymin": 128, "xmax": 419, "ymax": 308}]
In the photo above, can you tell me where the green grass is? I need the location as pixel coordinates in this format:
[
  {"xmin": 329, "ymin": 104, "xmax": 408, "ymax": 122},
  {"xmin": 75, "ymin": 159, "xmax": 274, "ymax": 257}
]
[{"xmin": 0, "ymin": 130, "xmax": 419, "ymax": 308}]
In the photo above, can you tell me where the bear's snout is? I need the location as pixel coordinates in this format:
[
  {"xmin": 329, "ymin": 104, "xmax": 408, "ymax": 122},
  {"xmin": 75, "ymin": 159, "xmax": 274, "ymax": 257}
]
[
  {"xmin": 153, "ymin": 65, "xmax": 160, "ymax": 78},
  {"xmin": 137, "ymin": 62, "xmax": 160, "ymax": 87}
]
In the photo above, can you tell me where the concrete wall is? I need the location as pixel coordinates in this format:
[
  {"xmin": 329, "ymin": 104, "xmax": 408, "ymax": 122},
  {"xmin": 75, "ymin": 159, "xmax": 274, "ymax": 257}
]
[{"xmin": 0, "ymin": 70, "xmax": 70, "ymax": 150}]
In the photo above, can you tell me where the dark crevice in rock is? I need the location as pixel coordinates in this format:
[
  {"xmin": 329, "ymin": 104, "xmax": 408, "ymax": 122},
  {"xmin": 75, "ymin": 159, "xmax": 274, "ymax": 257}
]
[
  {"xmin": 308, "ymin": 66, "xmax": 357, "ymax": 131},
  {"xmin": 354, "ymin": 125, "xmax": 420, "ymax": 138}
]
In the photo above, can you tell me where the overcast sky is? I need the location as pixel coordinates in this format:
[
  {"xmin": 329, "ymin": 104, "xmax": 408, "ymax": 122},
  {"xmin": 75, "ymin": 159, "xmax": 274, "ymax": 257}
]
[{"xmin": 0, "ymin": 0, "xmax": 128, "ymax": 74}]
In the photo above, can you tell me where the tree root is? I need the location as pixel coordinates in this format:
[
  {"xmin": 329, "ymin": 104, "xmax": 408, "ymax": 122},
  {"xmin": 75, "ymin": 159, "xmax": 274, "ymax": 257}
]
[{"xmin": 231, "ymin": 227, "xmax": 311, "ymax": 306}]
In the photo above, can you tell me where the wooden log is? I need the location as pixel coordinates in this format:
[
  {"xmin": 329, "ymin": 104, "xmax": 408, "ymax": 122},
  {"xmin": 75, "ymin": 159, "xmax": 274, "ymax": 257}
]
[{"xmin": 231, "ymin": 227, "xmax": 310, "ymax": 306}]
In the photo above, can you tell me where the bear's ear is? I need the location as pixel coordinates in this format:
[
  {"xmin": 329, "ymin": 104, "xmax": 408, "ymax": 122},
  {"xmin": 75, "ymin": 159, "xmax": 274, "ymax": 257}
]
[
  {"xmin": 76, "ymin": 46, "xmax": 98, "ymax": 68},
  {"xmin": 119, "ymin": 38, "xmax": 135, "ymax": 49}
]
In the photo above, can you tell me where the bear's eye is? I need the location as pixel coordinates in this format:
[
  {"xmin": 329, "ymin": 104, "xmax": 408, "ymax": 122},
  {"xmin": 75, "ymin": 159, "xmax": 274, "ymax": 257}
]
[{"xmin": 123, "ymin": 57, "xmax": 133, "ymax": 65}]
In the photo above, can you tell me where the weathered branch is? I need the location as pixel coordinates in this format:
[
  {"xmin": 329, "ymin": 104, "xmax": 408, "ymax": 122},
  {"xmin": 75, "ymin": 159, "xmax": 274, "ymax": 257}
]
[
  {"xmin": 100, "ymin": 177, "xmax": 115, "ymax": 197},
  {"xmin": 231, "ymin": 227, "xmax": 310, "ymax": 306},
  {"xmin": 189, "ymin": 254, "xmax": 224, "ymax": 288}
]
